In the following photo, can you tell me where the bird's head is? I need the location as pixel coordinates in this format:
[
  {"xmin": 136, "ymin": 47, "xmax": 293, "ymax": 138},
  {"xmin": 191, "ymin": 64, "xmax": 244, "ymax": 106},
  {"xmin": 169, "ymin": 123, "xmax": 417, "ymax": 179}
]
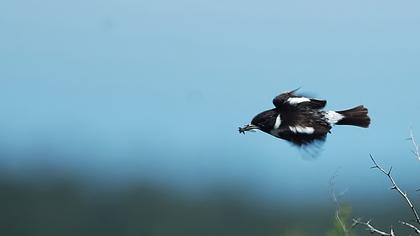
[{"xmin": 239, "ymin": 109, "xmax": 278, "ymax": 134}]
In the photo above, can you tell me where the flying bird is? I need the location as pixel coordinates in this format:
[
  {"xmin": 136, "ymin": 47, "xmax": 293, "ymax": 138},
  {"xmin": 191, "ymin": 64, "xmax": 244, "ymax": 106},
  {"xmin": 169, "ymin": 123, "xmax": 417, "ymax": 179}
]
[{"xmin": 239, "ymin": 89, "xmax": 370, "ymax": 146}]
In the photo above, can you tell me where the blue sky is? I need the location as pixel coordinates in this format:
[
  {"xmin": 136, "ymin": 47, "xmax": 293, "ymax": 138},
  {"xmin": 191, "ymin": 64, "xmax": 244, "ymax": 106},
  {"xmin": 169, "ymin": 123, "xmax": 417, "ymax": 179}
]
[{"xmin": 1, "ymin": 0, "xmax": 420, "ymax": 203}]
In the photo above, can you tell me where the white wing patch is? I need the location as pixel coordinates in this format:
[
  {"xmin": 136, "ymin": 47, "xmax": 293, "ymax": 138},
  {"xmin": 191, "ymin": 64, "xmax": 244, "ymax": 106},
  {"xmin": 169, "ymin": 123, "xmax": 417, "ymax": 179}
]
[
  {"xmin": 274, "ymin": 114, "xmax": 282, "ymax": 129},
  {"xmin": 324, "ymin": 111, "xmax": 344, "ymax": 125},
  {"xmin": 289, "ymin": 126, "xmax": 315, "ymax": 134},
  {"xmin": 287, "ymin": 97, "xmax": 311, "ymax": 104}
]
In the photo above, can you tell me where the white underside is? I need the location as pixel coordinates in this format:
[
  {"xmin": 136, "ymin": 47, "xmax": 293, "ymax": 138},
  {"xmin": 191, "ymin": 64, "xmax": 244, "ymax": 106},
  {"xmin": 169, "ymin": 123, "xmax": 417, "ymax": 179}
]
[{"xmin": 324, "ymin": 111, "xmax": 344, "ymax": 125}]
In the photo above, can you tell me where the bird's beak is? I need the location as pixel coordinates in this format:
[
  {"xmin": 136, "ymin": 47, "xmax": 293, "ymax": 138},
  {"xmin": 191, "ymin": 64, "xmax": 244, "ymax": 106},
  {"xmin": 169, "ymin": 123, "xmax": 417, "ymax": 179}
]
[{"xmin": 238, "ymin": 124, "xmax": 259, "ymax": 134}]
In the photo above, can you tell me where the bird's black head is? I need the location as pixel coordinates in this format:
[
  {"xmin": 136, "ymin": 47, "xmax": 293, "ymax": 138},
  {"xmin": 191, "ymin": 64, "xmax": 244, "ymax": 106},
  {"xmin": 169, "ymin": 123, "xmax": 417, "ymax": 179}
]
[{"xmin": 250, "ymin": 108, "xmax": 279, "ymax": 133}]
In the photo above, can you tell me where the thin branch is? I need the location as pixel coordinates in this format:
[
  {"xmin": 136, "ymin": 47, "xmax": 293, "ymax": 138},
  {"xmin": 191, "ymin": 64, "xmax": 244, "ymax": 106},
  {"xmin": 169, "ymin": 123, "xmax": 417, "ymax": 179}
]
[
  {"xmin": 369, "ymin": 154, "xmax": 420, "ymax": 226},
  {"xmin": 329, "ymin": 169, "xmax": 349, "ymax": 236},
  {"xmin": 352, "ymin": 218, "xmax": 395, "ymax": 236},
  {"xmin": 400, "ymin": 220, "xmax": 420, "ymax": 234},
  {"xmin": 336, "ymin": 211, "xmax": 348, "ymax": 236},
  {"xmin": 409, "ymin": 129, "xmax": 420, "ymax": 160}
]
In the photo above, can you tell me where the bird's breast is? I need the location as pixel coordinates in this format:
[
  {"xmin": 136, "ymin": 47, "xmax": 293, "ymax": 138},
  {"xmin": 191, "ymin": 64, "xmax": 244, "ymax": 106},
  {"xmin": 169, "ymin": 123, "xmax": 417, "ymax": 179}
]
[{"xmin": 269, "ymin": 128, "xmax": 283, "ymax": 138}]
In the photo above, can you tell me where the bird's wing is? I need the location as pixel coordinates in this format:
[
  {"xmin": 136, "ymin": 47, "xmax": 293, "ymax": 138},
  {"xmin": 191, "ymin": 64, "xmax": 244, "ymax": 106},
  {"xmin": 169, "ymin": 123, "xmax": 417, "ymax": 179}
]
[
  {"xmin": 277, "ymin": 128, "xmax": 327, "ymax": 146},
  {"xmin": 272, "ymin": 90, "xmax": 326, "ymax": 110},
  {"xmin": 276, "ymin": 110, "xmax": 331, "ymax": 146}
]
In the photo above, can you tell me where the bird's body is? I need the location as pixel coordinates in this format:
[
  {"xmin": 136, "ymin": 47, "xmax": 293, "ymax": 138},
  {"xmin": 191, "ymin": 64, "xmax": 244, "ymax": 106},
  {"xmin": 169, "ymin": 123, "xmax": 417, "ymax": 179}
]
[{"xmin": 239, "ymin": 89, "xmax": 370, "ymax": 146}]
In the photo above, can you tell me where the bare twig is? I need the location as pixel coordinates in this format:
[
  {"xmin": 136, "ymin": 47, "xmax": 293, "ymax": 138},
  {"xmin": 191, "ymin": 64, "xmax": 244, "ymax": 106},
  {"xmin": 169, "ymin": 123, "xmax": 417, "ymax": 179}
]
[
  {"xmin": 336, "ymin": 211, "xmax": 348, "ymax": 236},
  {"xmin": 329, "ymin": 169, "xmax": 349, "ymax": 236},
  {"xmin": 409, "ymin": 129, "xmax": 420, "ymax": 160},
  {"xmin": 352, "ymin": 218, "xmax": 395, "ymax": 236},
  {"xmin": 369, "ymin": 154, "xmax": 420, "ymax": 226},
  {"xmin": 400, "ymin": 220, "xmax": 420, "ymax": 234}
]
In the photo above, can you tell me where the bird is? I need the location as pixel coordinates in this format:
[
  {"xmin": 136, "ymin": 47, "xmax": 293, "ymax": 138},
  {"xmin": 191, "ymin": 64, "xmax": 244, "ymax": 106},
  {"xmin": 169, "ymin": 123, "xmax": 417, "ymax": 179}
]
[{"xmin": 239, "ymin": 89, "xmax": 370, "ymax": 147}]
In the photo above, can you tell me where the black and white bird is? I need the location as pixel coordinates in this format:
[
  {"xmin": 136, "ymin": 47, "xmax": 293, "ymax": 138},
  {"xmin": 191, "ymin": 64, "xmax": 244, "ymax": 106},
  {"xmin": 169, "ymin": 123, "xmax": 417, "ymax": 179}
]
[{"xmin": 239, "ymin": 89, "xmax": 370, "ymax": 146}]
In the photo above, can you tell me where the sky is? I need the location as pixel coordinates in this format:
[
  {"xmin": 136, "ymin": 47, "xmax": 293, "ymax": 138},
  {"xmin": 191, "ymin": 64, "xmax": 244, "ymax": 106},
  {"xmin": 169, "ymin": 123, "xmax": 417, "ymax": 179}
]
[{"xmin": 1, "ymin": 0, "xmax": 420, "ymax": 203}]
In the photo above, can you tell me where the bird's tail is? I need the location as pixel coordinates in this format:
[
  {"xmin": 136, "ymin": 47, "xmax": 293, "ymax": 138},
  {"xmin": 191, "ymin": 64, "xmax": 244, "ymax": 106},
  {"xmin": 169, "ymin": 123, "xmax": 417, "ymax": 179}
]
[{"xmin": 329, "ymin": 105, "xmax": 370, "ymax": 128}]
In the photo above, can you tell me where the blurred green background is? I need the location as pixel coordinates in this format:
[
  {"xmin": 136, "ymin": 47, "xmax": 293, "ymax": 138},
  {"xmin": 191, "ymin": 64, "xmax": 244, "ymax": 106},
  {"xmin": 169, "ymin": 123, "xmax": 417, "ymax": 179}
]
[{"xmin": 0, "ymin": 167, "xmax": 418, "ymax": 236}]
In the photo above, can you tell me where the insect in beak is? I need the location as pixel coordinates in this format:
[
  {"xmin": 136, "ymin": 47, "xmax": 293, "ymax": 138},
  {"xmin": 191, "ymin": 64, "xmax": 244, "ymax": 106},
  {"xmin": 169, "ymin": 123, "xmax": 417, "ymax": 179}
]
[{"xmin": 238, "ymin": 124, "xmax": 258, "ymax": 134}]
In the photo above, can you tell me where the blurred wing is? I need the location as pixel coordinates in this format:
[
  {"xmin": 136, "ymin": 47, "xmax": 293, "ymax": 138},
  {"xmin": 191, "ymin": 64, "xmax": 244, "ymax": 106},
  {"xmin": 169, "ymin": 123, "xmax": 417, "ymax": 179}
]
[
  {"xmin": 275, "ymin": 109, "xmax": 331, "ymax": 147},
  {"xmin": 272, "ymin": 90, "xmax": 326, "ymax": 110},
  {"xmin": 277, "ymin": 129, "xmax": 327, "ymax": 146}
]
